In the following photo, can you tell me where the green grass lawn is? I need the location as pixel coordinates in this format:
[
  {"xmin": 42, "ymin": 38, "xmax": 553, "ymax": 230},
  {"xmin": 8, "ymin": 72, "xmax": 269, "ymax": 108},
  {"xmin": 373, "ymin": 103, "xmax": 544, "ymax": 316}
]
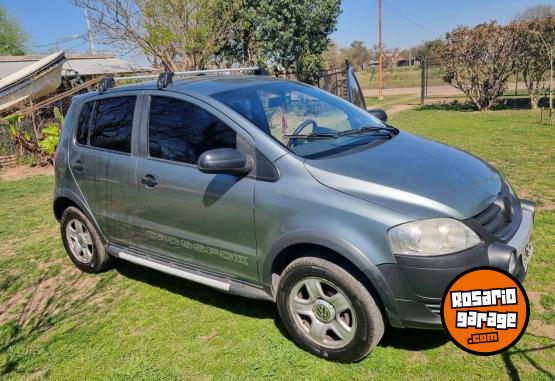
[
  {"xmin": 365, "ymin": 94, "xmax": 420, "ymax": 113},
  {"xmin": 357, "ymin": 66, "xmax": 447, "ymax": 89},
  {"xmin": 1, "ymin": 108, "xmax": 554, "ymax": 380},
  {"xmin": 355, "ymin": 66, "xmax": 522, "ymax": 90}
]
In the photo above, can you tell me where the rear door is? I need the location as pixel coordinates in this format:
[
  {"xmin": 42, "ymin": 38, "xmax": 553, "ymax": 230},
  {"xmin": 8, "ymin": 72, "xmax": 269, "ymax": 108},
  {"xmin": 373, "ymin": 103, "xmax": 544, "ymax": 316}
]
[
  {"xmin": 68, "ymin": 94, "xmax": 140, "ymax": 246},
  {"xmin": 133, "ymin": 93, "xmax": 258, "ymax": 282}
]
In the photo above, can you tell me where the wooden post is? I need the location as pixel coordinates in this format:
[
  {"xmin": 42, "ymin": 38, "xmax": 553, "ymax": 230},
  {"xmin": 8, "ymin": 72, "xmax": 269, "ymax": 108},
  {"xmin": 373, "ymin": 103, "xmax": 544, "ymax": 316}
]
[
  {"xmin": 550, "ymin": 48, "xmax": 553, "ymax": 126},
  {"xmin": 377, "ymin": 0, "xmax": 384, "ymax": 100},
  {"xmin": 421, "ymin": 59, "xmax": 427, "ymax": 105},
  {"xmin": 29, "ymin": 97, "xmax": 40, "ymax": 142},
  {"xmin": 425, "ymin": 60, "xmax": 429, "ymax": 99}
]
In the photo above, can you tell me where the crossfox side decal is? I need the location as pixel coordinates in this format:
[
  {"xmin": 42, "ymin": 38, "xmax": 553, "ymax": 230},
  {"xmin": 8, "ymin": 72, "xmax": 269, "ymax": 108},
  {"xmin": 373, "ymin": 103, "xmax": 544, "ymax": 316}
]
[{"xmin": 145, "ymin": 230, "xmax": 249, "ymax": 266}]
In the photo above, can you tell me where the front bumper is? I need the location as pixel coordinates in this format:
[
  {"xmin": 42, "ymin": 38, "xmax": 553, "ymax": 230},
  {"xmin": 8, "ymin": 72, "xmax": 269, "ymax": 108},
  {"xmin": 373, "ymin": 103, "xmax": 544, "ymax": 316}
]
[{"xmin": 366, "ymin": 199, "xmax": 535, "ymax": 330}]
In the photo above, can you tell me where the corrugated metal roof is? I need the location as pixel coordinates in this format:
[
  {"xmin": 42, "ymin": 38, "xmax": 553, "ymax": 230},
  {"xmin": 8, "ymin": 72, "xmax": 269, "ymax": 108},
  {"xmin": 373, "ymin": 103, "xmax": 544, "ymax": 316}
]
[
  {"xmin": 0, "ymin": 54, "xmax": 153, "ymax": 79},
  {"xmin": 0, "ymin": 61, "xmax": 32, "ymax": 78},
  {"xmin": 63, "ymin": 57, "xmax": 153, "ymax": 76}
]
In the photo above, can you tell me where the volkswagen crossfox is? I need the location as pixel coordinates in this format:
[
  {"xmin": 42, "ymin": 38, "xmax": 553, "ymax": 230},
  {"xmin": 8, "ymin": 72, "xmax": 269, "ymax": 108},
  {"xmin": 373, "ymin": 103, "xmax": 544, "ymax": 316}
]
[{"xmin": 54, "ymin": 73, "xmax": 534, "ymax": 362}]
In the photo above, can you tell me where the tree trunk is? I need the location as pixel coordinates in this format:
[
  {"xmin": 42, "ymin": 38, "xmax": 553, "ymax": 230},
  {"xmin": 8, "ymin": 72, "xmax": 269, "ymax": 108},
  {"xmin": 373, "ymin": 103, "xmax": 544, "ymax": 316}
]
[{"xmin": 530, "ymin": 94, "xmax": 539, "ymax": 109}]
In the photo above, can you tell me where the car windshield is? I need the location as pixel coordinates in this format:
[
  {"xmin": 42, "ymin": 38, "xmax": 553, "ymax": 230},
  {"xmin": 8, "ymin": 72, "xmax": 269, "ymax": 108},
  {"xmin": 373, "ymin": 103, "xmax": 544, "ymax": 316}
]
[{"xmin": 211, "ymin": 81, "xmax": 391, "ymax": 158}]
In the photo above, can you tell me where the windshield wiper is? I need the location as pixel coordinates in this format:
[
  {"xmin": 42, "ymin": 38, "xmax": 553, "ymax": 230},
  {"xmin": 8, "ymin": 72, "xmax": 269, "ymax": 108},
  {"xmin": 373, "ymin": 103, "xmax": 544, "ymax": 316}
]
[
  {"xmin": 283, "ymin": 125, "xmax": 399, "ymax": 141},
  {"xmin": 283, "ymin": 132, "xmax": 338, "ymax": 140},
  {"xmin": 337, "ymin": 125, "xmax": 399, "ymax": 136}
]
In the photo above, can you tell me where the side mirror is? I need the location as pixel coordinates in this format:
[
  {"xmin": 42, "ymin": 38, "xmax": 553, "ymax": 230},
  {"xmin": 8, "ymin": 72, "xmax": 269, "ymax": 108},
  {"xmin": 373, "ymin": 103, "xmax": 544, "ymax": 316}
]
[
  {"xmin": 197, "ymin": 148, "xmax": 253, "ymax": 175},
  {"xmin": 368, "ymin": 109, "xmax": 388, "ymax": 123}
]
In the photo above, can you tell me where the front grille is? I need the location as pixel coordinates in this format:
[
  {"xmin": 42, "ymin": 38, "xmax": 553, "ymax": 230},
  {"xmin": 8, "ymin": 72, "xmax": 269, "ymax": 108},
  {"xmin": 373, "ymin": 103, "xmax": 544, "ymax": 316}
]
[{"xmin": 473, "ymin": 184, "xmax": 521, "ymax": 242}]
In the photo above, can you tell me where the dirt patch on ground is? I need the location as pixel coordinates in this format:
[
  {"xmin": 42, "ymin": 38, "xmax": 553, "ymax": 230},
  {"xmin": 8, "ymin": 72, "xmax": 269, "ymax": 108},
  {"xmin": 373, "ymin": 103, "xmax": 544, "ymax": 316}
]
[
  {"xmin": 199, "ymin": 331, "xmax": 219, "ymax": 342},
  {"xmin": 408, "ymin": 350, "xmax": 429, "ymax": 364},
  {"xmin": 528, "ymin": 291, "xmax": 545, "ymax": 314},
  {"xmin": 0, "ymin": 165, "xmax": 54, "ymax": 181},
  {"xmin": 517, "ymin": 188, "xmax": 555, "ymax": 211},
  {"xmin": 387, "ymin": 103, "xmax": 417, "ymax": 116},
  {"xmin": 0, "ymin": 267, "xmax": 100, "ymax": 328},
  {"xmin": 529, "ymin": 320, "xmax": 555, "ymax": 340}
]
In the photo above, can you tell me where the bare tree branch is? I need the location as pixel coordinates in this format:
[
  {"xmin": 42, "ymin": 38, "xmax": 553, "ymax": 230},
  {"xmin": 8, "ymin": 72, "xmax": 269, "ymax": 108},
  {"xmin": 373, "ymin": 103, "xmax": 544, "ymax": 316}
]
[{"xmin": 440, "ymin": 22, "xmax": 520, "ymax": 111}]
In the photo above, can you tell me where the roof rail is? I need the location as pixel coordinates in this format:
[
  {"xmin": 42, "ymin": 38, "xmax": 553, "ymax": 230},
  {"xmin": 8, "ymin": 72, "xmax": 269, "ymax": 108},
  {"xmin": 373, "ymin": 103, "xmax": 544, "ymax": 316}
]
[{"xmin": 113, "ymin": 66, "xmax": 260, "ymax": 84}]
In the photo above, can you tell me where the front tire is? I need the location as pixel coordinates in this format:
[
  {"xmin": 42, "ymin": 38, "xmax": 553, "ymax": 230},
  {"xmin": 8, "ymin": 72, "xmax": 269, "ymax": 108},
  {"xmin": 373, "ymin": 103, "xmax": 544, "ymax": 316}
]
[
  {"xmin": 276, "ymin": 256, "xmax": 384, "ymax": 362},
  {"xmin": 60, "ymin": 206, "xmax": 112, "ymax": 273}
]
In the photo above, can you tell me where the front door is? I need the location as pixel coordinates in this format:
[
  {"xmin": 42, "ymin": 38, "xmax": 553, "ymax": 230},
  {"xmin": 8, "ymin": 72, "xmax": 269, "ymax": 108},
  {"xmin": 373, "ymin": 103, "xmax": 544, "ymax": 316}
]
[
  {"xmin": 68, "ymin": 95, "xmax": 140, "ymax": 246},
  {"xmin": 133, "ymin": 94, "xmax": 258, "ymax": 282}
]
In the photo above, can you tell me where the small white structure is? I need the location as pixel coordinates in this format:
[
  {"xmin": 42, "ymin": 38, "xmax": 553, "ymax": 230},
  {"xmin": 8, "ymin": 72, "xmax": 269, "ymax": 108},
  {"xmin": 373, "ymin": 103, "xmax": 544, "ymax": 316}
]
[
  {"xmin": 0, "ymin": 52, "xmax": 153, "ymax": 111},
  {"xmin": 0, "ymin": 51, "xmax": 65, "ymax": 111}
]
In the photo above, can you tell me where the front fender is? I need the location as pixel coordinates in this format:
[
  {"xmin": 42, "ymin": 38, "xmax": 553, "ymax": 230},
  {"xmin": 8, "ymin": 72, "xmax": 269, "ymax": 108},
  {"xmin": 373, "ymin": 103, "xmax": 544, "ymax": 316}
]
[
  {"xmin": 260, "ymin": 229, "xmax": 404, "ymax": 327},
  {"xmin": 260, "ymin": 230, "xmax": 375, "ymax": 285}
]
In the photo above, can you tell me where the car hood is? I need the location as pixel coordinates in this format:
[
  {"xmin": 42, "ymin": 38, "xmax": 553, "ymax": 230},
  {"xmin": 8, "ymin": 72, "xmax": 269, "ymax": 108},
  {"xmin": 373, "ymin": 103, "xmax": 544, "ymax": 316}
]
[{"xmin": 304, "ymin": 132, "xmax": 501, "ymax": 219}]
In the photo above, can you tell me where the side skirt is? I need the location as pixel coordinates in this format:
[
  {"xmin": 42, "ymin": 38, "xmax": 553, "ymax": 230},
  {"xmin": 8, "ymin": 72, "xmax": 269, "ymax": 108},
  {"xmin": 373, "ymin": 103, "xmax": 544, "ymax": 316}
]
[{"xmin": 106, "ymin": 245, "xmax": 274, "ymax": 302}]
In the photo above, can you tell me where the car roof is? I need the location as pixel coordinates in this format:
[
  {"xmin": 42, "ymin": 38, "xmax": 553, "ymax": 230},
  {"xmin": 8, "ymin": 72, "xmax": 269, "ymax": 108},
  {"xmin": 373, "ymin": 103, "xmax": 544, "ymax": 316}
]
[{"xmin": 73, "ymin": 75, "xmax": 290, "ymax": 102}]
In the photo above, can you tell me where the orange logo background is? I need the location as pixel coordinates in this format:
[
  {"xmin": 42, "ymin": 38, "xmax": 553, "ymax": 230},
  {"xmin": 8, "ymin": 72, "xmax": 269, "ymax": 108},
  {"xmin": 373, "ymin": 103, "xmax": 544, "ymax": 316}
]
[{"xmin": 441, "ymin": 267, "xmax": 529, "ymax": 355}]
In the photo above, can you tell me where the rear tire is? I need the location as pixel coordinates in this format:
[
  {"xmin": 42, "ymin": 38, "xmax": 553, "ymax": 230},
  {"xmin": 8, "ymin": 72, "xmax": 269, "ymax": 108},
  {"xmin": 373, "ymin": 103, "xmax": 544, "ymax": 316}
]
[
  {"xmin": 276, "ymin": 256, "xmax": 384, "ymax": 362},
  {"xmin": 60, "ymin": 206, "xmax": 112, "ymax": 273}
]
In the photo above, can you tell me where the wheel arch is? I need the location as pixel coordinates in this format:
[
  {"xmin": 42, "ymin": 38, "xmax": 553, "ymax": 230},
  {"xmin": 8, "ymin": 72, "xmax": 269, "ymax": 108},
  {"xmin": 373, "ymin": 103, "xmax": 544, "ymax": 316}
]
[
  {"xmin": 263, "ymin": 231, "xmax": 374, "ymax": 282},
  {"xmin": 262, "ymin": 232, "xmax": 402, "ymax": 327},
  {"xmin": 53, "ymin": 189, "xmax": 107, "ymax": 243}
]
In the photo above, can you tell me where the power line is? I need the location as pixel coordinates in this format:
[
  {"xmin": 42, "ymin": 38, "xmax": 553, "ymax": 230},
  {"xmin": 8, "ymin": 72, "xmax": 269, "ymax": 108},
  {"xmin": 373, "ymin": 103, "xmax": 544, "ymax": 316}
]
[
  {"xmin": 382, "ymin": 0, "xmax": 437, "ymax": 36},
  {"xmin": 64, "ymin": 39, "xmax": 90, "ymax": 52},
  {"xmin": 28, "ymin": 33, "xmax": 88, "ymax": 49},
  {"xmin": 27, "ymin": 8, "xmax": 142, "ymax": 51}
]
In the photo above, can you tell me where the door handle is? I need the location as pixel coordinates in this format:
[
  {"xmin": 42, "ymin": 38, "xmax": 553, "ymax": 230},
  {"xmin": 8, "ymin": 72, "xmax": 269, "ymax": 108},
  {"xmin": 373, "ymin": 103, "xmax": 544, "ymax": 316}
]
[
  {"xmin": 140, "ymin": 174, "xmax": 158, "ymax": 188},
  {"xmin": 71, "ymin": 160, "xmax": 84, "ymax": 172}
]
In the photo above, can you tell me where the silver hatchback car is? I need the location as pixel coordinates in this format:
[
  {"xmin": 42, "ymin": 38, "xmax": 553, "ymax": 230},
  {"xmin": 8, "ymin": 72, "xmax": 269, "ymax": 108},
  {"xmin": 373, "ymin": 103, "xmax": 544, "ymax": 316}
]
[{"xmin": 54, "ymin": 73, "xmax": 534, "ymax": 362}]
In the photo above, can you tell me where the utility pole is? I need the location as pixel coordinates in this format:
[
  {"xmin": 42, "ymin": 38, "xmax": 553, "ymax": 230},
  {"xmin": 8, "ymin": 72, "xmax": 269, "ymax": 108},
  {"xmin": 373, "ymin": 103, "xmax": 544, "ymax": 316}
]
[
  {"xmin": 84, "ymin": 9, "xmax": 96, "ymax": 54},
  {"xmin": 378, "ymin": 0, "xmax": 384, "ymax": 100}
]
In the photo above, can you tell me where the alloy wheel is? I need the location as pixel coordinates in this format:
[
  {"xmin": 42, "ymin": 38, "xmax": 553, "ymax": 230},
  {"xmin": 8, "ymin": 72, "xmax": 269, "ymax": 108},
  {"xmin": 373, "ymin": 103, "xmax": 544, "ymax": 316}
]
[
  {"xmin": 65, "ymin": 218, "xmax": 94, "ymax": 264},
  {"xmin": 288, "ymin": 277, "xmax": 357, "ymax": 349}
]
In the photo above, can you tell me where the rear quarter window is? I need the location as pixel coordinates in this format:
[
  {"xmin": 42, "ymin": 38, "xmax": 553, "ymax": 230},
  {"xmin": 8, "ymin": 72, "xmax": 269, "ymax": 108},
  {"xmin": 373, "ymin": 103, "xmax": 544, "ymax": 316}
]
[
  {"xmin": 75, "ymin": 102, "xmax": 94, "ymax": 145},
  {"xmin": 89, "ymin": 96, "xmax": 136, "ymax": 153}
]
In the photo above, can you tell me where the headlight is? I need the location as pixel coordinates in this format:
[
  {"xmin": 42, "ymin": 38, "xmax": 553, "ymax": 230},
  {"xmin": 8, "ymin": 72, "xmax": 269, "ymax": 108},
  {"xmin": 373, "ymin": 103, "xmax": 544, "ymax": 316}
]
[{"xmin": 387, "ymin": 218, "xmax": 481, "ymax": 255}]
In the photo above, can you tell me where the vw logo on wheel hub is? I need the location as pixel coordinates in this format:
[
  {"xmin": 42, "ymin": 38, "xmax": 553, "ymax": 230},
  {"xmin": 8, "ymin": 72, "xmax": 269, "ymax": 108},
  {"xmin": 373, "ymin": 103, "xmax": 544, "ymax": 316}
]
[{"xmin": 313, "ymin": 300, "xmax": 336, "ymax": 323}]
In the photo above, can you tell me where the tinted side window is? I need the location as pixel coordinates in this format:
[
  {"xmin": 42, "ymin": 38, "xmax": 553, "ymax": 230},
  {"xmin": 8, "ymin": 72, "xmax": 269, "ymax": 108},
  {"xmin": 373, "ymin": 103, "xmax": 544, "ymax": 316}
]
[
  {"xmin": 89, "ymin": 96, "xmax": 135, "ymax": 153},
  {"xmin": 75, "ymin": 102, "xmax": 94, "ymax": 145},
  {"xmin": 148, "ymin": 96, "xmax": 236, "ymax": 165}
]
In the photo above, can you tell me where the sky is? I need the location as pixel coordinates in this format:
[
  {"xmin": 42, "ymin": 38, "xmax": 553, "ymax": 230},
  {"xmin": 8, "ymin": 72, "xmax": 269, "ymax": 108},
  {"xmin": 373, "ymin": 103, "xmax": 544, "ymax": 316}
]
[{"xmin": 1, "ymin": 0, "xmax": 554, "ymax": 55}]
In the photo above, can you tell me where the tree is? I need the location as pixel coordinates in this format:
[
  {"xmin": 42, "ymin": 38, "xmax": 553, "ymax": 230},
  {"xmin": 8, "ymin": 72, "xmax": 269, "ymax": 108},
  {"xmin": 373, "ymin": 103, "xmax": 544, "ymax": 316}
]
[
  {"xmin": 0, "ymin": 6, "xmax": 28, "ymax": 55},
  {"xmin": 73, "ymin": 0, "xmax": 240, "ymax": 71},
  {"xmin": 515, "ymin": 4, "xmax": 555, "ymax": 21},
  {"xmin": 440, "ymin": 22, "xmax": 520, "ymax": 111},
  {"xmin": 341, "ymin": 41, "xmax": 371, "ymax": 69},
  {"xmin": 322, "ymin": 41, "xmax": 343, "ymax": 69},
  {"xmin": 215, "ymin": 0, "xmax": 264, "ymax": 67},
  {"xmin": 74, "ymin": 0, "xmax": 340, "ymax": 83},
  {"xmin": 512, "ymin": 16, "xmax": 555, "ymax": 109},
  {"xmin": 414, "ymin": 38, "xmax": 445, "ymax": 60},
  {"xmin": 258, "ymin": 0, "xmax": 341, "ymax": 83}
]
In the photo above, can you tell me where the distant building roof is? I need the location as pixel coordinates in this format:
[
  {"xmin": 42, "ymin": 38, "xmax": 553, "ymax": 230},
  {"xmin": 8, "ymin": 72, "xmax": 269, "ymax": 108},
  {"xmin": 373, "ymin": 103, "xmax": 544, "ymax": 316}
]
[{"xmin": 0, "ymin": 53, "xmax": 153, "ymax": 79}]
